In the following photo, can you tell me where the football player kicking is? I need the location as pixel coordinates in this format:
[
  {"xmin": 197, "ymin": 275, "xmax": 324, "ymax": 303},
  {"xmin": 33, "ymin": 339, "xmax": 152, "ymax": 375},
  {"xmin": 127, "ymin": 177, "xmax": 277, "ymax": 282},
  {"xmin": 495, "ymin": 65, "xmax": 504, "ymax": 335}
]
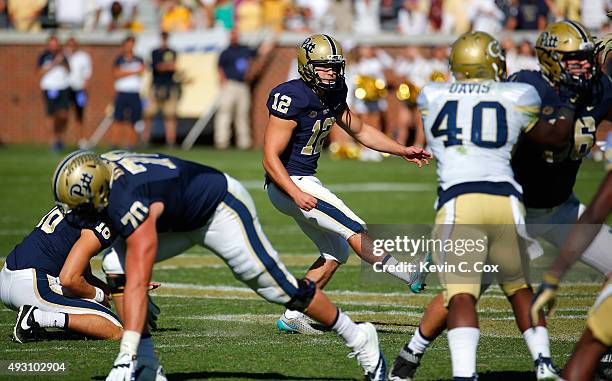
[
  {"xmin": 389, "ymin": 30, "xmax": 585, "ymax": 381},
  {"xmin": 389, "ymin": 20, "xmax": 612, "ymax": 381},
  {"xmin": 52, "ymin": 150, "xmax": 388, "ymax": 381},
  {"xmin": 530, "ymin": 133, "xmax": 612, "ymax": 381},
  {"xmin": 0, "ymin": 205, "xmax": 122, "ymax": 342},
  {"xmin": 263, "ymin": 34, "xmax": 432, "ymax": 334}
]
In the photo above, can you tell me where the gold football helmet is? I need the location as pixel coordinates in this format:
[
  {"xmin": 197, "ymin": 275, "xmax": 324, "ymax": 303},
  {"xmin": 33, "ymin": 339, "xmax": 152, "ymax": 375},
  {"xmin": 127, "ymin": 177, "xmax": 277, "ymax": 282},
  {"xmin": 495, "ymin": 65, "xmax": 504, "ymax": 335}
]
[
  {"xmin": 298, "ymin": 34, "xmax": 345, "ymax": 91},
  {"xmin": 52, "ymin": 150, "xmax": 111, "ymax": 213},
  {"xmin": 449, "ymin": 31, "xmax": 506, "ymax": 81},
  {"xmin": 595, "ymin": 33, "xmax": 612, "ymax": 75},
  {"xmin": 535, "ymin": 20, "xmax": 595, "ymax": 87}
]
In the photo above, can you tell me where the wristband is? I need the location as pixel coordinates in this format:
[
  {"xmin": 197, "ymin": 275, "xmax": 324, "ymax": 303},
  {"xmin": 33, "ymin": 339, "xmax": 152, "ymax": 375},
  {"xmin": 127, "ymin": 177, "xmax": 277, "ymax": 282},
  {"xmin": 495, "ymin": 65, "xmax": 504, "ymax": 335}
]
[{"xmin": 94, "ymin": 287, "xmax": 105, "ymax": 303}]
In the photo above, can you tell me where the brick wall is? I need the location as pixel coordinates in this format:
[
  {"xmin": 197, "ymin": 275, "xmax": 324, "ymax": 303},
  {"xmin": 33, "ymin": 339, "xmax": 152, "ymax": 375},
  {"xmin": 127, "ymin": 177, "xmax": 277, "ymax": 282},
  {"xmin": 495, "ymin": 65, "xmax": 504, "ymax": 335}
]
[{"xmin": 0, "ymin": 44, "xmax": 405, "ymax": 146}]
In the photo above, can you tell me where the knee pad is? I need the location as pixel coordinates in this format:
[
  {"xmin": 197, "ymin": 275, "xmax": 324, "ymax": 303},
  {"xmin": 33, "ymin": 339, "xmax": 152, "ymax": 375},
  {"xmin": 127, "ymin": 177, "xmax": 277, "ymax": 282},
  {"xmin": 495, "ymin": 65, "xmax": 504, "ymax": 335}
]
[
  {"xmin": 284, "ymin": 278, "xmax": 316, "ymax": 313},
  {"xmin": 106, "ymin": 274, "xmax": 126, "ymax": 297}
]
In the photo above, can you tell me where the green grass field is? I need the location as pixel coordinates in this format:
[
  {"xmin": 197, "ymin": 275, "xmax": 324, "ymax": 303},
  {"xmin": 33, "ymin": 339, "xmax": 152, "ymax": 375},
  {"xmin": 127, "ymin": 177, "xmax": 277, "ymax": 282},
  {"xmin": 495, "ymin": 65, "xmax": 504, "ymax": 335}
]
[{"xmin": 0, "ymin": 145, "xmax": 608, "ymax": 381}]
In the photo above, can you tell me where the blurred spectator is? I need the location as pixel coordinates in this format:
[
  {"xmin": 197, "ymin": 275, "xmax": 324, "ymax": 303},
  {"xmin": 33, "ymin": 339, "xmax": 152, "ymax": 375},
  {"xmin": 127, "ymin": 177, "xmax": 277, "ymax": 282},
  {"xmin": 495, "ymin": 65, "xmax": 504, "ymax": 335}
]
[
  {"xmin": 94, "ymin": 0, "xmax": 139, "ymax": 31},
  {"xmin": 397, "ymin": 0, "xmax": 427, "ymax": 34},
  {"xmin": 214, "ymin": 0, "xmax": 233, "ymax": 29},
  {"xmin": 468, "ymin": 0, "xmax": 505, "ymax": 34},
  {"xmin": 354, "ymin": 0, "xmax": 381, "ymax": 35},
  {"xmin": 514, "ymin": 39, "xmax": 539, "ymax": 71},
  {"xmin": 328, "ymin": 0, "xmax": 353, "ymax": 33},
  {"xmin": 582, "ymin": 0, "xmax": 609, "ymax": 30},
  {"xmin": 111, "ymin": 35, "xmax": 145, "ymax": 147},
  {"xmin": 554, "ymin": 0, "xmax": 580, "ymax": 21},
  {"xmin": 428, "ymin": 0, "xmax": 443, "ymax": 30},
  {"xmin": 349, "ymin": 45, "xmax": 393, "ymax": 160},
  {"xmin": 64, "ymin": 37, "xmax": 92, "ymax": 148},
  {"xmin": 9, "ymin": 0, "xmax": 46, "ymax": 31},
  {"xmin": 380, "ymin": 0, "xmax": 400, "ymax": 31},
  {"xmin": 214, "ymin": 29, "xmax": 272, "ymax": 149},
  {"xmin": 56, "ymin": 0, "xmax": 88, "ymax": 29},
  {"xmin": 284, "ymin": 3, "xmax": 309, "ymax": 32},
  {"xmin": 441, "ymin": 0, "xmax": 472, "ymax": 34},
  {"xmin": 393, "ymin": 46, "xmax": 426, "ymax": 146},
  {"xmin": 160, "ymin": 0, "xmax": 193, "ymax": 32},
  {"xmin": 0, "ymin": 0, "xmax": 10, "ymax": 28},
  {"xmin": 506, "ymin": 0, "xmax": 549, "ymax": 30},
  {"xmin": 195, "ymin": 0, "xmax": 215, "ymax": 28},
  {"xmin": 427, "ymin": 46, "xmax": 450, "ymax": 79},
  {"xmin": 502, "ymin": 37, "xmax": 519, "ymax": 74},
  {"xmin": 236, "ymin": 0, "xmax": 262, "ymax": 33},
  {"xmin": 38, "ymin": 35, "xmax": 70, "ymax": 152},
  {"xmin": 260, "ymin": 0, "xmax": 287, "ymax": 31},
  {"xmin": 295, "ymin": 0, "xmax": 332, "ymax": 31},
  {"xmin": 149, "ymin": 31, "xmax": 179, "ymax": 146}
]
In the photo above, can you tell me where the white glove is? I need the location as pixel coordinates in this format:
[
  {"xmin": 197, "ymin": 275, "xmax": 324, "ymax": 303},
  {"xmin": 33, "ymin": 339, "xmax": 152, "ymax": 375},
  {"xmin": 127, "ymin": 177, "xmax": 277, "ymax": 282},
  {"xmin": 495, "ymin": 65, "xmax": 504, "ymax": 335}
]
[{"xmin": 106, "ymin": 351, "xmax": 136, "ymax": 381}]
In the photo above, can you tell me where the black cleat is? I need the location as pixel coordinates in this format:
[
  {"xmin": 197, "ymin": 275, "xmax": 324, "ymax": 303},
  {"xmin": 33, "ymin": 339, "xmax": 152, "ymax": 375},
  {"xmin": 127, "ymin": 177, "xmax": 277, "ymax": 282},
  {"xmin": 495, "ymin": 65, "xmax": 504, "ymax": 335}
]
[
  {"xmin": 388, "ymin": 346, "xmax": 422, "ymax": 381},
  {"xmin": 13, "ymin": 305, "xmax": 40, "ymax": 343}
]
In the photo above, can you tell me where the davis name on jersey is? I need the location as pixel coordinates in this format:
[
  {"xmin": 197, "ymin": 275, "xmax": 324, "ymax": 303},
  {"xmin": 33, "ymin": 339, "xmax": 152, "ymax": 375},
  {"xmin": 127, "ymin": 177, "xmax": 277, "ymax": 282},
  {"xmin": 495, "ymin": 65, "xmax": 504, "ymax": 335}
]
[
  {"xmin": 510, "ymin": 70, "xmax": 612, "ymax": 208},
  {"xmin": 101, "ymin": 151, "xmax": 228, "ymax": 237},
  {"xmin": 418, "ymin": 80, "xmax": 541, "ymax": 208},
  {"xmin": 6, "ymin": 206, "xmax": 115, "ymax": 276},
  {"xmin": 266, "ymin": 79, "xmax": 348, "ymax": 177}
]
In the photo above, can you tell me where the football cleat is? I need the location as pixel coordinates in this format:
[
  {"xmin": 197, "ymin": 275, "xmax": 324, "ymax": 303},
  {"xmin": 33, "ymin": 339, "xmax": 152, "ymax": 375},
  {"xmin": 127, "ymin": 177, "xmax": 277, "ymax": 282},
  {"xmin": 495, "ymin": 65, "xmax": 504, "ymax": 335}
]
[
  {"xmin": 409, "ymin": 252, "xmax": 432, "ymax": 294},
  {"xmin": 276, "ymin": 312, "xmax": 324, "ymax": 335},
  {"xmin": 13, "ymin": 305, "xmax": 40, "ymax": 343},
  {"xmin": 388, "ymin": 346, "xmax": 422, "ymax": 381},
  {"xmin": 534, "ymin": 354, "xmax": 560, "ymax": 380},
  {"xmin": 348, "ymin": 323, "xmax": 387, "ymax": 381}
]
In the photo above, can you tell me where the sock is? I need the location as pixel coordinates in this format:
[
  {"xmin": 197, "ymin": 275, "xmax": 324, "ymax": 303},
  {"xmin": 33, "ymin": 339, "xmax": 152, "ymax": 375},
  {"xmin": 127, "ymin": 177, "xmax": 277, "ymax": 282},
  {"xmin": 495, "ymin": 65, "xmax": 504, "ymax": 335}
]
[
  {"xmin": 332, "ymin": 309, "xmax": 365, "ymax": 348},
  {"xmin": 33, "ymin": 309, "xmax": 67, "ymax": 329},
  {"xmin": 523, "ymin": 326, "xmax": 551, "ymax": 360},
  {"xmin": 381, "ymin": 255, "xmax": 414, "ymax": 283},
  {"xmin": 284, "ymin": 309, "xmax": 303, "ymax": 319},
  {"xmin": 448, "ymin": 327, "xmax": 479, "ymax": 378},
  {"xmin": 407, "ymin": 327, "xmax": 432, "ymax": 355}
]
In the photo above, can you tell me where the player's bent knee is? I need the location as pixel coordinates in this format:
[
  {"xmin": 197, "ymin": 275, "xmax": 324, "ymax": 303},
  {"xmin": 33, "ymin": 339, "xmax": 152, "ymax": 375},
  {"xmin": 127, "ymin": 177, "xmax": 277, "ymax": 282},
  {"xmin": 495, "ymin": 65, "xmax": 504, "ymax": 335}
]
[
  {"xmin": 501, "ymin": 282, "xmax": 530, "ymax": 297},
  {"xmin": 284, "ymin": 278, "xmax": 316, "ymax": 313}
]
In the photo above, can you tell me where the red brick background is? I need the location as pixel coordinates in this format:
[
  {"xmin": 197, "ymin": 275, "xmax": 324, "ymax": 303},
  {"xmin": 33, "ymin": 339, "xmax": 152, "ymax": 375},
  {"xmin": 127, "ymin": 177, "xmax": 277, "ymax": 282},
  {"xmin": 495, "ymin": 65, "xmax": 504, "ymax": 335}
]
[{"xmin": 0, "ymin": 44, "xmax": 405, "ymax": 146}]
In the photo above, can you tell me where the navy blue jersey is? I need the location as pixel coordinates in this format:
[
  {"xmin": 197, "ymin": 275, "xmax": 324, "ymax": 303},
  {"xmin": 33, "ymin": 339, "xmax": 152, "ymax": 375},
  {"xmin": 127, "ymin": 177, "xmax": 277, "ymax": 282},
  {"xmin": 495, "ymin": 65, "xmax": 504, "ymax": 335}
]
[
  {"xmin": 266, "ymin": 79, "xmax": 348, "ymax": 177},
  {"xmin": 6, "ymin": 207, "xmax": 115, "ymax": 276},
  {"xmin": 101, "ymin": 152, "xmax": 228, "ymax": 237},
  {"xmin": 510, "ymin": 70, "xmax": 612, "ymax": 208}
]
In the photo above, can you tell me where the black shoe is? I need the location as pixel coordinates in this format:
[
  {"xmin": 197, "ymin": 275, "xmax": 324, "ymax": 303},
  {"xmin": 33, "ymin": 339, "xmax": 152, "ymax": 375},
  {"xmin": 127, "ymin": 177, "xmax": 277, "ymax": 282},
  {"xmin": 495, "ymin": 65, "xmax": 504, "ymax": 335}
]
[
  {"xmin": 388, "ymin": 346, "xmax": 422, "ymax": 381},
  {"xmin": 13, "ymin": 305, "xmax": 40, "ymax": 343}
]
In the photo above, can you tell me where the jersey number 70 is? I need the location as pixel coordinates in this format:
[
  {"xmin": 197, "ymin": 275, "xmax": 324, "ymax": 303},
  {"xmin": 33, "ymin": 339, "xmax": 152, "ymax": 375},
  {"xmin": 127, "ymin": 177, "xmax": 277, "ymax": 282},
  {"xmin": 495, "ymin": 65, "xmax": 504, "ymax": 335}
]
[{"xmin": 431, "ymin": 100, "xmax": 508, "ymax": 148}]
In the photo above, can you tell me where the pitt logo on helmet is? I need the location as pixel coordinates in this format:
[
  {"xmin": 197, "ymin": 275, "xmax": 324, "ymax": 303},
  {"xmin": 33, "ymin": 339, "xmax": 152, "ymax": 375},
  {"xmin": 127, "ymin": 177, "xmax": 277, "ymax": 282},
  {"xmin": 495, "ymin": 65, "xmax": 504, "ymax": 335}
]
[
  {"xmin": 53, "ymin": 150, "xmax": 112, "ymax": 212},
  {"xmin": 297, "ymin": 34, "xmax": 345, "ymax": 92}
]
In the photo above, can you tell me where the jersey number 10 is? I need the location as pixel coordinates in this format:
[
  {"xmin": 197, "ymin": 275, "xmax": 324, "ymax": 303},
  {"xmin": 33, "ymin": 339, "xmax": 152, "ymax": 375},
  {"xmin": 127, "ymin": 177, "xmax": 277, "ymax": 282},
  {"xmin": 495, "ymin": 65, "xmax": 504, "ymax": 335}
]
[{"xmin": 431, "ymin": 100, "xmax": 508, "ymax": 148}]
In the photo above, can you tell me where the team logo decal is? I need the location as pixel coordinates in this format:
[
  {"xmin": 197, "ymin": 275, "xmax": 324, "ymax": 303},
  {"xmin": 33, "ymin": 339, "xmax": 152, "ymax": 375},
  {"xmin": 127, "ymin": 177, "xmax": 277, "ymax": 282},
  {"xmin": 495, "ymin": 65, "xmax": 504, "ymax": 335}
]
[
  {"xmin": 70, "ymin": 173, "xmax": 93, "ymax": 198},
  {"xmin": 543, "ymin": 106, "xmax": 555, "ymax": 115},
  {"xmin": 302, "ymin": 38, "xmax": 316, "ymax": 56},
  {"xmin": 309, "ymin": 111, "xmax": 318, "ymax": 118},
  {"xmin": 539, "ymin": 32, "xmax": 559, "ymax": 49}
]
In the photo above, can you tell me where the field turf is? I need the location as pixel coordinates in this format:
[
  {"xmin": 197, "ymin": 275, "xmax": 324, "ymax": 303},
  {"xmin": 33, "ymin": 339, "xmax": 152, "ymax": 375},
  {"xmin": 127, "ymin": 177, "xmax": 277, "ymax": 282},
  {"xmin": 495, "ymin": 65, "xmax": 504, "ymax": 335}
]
[{"xmin": 0, "ymin": 145, "xmax": 608, "ymax": 380}]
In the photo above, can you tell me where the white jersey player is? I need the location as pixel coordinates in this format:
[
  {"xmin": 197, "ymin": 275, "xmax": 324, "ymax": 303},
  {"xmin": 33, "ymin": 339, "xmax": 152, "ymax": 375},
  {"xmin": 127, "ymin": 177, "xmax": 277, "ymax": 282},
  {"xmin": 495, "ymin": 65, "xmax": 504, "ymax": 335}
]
[{"xmin": 389, "ymin": 31, "xmax": 582, "ymax": 381}]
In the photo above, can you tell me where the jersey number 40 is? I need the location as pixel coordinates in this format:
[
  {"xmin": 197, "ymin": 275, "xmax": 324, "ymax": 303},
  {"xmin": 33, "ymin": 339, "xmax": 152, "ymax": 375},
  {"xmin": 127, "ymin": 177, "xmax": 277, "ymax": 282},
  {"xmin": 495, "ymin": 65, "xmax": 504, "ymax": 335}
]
[{"xmin": 431, "ymin": 100, "xmax": 508, "ymax": 148}]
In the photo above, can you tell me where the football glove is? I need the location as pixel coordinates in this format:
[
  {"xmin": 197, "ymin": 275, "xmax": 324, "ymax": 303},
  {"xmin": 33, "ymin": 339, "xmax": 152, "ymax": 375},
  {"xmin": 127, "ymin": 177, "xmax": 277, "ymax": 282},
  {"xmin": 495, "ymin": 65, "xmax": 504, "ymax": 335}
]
[
  {"xmin": 106, "ymin": 351, "xmax": 136, "ymax": 381},
  {"xmin": 530, "ymin": 273, "xmax": 560, "ymax": 327}
]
